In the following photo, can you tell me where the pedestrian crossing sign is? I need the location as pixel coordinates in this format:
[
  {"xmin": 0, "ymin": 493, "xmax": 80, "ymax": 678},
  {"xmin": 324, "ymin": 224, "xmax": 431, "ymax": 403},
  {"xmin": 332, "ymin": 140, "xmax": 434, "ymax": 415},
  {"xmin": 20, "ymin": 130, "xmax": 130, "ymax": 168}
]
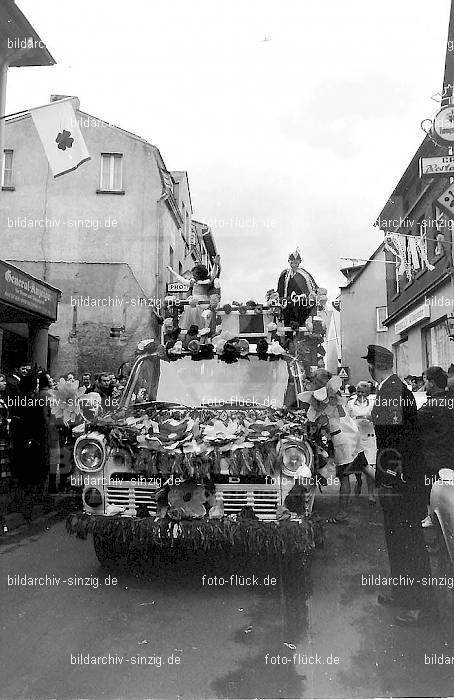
[{"xmin": 338, "ymin": 367, "xmax": 349, "ymax": 378}]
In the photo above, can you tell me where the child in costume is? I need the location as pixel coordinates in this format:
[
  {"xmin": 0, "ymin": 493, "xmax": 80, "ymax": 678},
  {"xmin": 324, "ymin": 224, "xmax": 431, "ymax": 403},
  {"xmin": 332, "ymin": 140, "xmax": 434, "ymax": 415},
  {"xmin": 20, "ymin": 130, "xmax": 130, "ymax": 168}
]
[{"xmin": 167, "ymin": 254, "xmax": 221, "ymax": 304}]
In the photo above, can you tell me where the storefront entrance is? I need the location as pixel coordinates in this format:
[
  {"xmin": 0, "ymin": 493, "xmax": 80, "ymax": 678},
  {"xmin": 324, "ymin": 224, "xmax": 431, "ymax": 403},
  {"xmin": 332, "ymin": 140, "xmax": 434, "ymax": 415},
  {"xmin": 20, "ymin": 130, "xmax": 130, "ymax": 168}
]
[
  {"xmin": 0, "ymin": 260, "xmax": 60, "ymax": 376},
  {"xmin": 0, "ymin": 328, "xmax": 28, "ymax": 374}
]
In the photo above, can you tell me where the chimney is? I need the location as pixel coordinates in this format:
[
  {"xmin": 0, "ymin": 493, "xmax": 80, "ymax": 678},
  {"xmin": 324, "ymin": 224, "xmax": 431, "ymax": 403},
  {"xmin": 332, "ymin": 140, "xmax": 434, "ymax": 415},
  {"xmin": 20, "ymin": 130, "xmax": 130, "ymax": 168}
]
[{"xmin": 50, "ymin": 94, "xmax": 80, "ymax": 110}]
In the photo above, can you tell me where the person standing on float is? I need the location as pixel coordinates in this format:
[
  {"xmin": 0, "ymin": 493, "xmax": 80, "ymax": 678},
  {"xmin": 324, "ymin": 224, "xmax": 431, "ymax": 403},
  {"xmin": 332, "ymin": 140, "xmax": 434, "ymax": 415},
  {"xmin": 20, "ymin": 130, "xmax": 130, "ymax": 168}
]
[
  {"xmin": 167, "ymin": 254, "xmax": 221, "ymax": 305},
  {"xmin": 277, "ymin": 249, "xmax": 319, "ymax": 326}
]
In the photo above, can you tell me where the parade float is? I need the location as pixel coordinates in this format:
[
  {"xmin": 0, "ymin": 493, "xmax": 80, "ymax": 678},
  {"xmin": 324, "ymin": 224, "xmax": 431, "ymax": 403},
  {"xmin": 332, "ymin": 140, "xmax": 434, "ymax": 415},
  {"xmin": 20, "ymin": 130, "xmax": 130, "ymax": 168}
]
[{"xmin": 66, "ymin": 250, "xmax": 330, "ymax": 572}]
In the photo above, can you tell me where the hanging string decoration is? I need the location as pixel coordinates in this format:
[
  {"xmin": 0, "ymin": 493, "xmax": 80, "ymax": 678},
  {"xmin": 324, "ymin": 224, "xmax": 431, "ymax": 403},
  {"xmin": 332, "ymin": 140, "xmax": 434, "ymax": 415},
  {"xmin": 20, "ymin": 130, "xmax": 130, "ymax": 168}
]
[{"xmin": 384, "ymin": 232, "xmax": 434, "ymax": 281}]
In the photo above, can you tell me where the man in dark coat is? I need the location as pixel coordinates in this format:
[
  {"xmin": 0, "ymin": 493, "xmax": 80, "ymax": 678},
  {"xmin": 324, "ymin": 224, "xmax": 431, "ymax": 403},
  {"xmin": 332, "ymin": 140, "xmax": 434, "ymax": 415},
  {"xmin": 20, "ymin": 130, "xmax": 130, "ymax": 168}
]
[
  {"xmin": 363, "ymin": 345, "xmax": 434, "ymax": 625},
  {"xmin": 418, "ymin": 366, "xmax": 454, "ymax": 475},
  {"xmin": 10, "ymin": 370, "xmax": 48, "ymax": 523},
  {"xmin": 95, "ymin": 372, "xmax": 114, "ymax": 410},
  {"xmin": 5, "ymin": 363, "xmax": 29, "ymax": 411},
  {"xmin": 277, "ymin": 249, "xmax": 319, "ymax": 327}
]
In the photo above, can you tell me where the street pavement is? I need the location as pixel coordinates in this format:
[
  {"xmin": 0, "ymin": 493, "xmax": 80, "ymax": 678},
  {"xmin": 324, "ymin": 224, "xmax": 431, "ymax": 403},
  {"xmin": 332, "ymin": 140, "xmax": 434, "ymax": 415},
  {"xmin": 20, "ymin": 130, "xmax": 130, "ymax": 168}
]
[{"xmin": 1, "ymin": 488, "xmax": 454, "ymax": 699}]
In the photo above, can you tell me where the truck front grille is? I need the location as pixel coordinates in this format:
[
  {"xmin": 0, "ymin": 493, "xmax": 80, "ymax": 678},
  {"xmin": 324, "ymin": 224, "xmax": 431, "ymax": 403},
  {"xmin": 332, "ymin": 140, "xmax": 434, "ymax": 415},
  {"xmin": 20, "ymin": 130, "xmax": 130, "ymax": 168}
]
[
  {"xmin": 105, "ymin": 486, "xmax": 158, "ymax": 514},
  {"xmin": 104, "ymin": 484, "xmax": 280, "ymax": 520},
  {"xmin": 215, "ymin": 484, "xmax": 279, "ymax": 520}
]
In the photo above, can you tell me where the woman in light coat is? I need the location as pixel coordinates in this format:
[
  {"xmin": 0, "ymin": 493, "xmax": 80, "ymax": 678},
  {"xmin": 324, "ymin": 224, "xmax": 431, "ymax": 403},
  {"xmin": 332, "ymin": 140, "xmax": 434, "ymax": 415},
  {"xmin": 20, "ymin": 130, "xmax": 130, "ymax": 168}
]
[{"xmin": 346, "ymin": 381, "xmax": 377, "ymax": 504}]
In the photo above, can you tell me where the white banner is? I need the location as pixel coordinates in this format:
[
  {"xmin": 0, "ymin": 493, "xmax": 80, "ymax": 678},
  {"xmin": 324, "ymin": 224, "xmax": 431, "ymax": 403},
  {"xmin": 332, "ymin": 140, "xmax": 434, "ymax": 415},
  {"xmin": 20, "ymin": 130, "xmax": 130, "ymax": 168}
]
[{"xmin": 30, "ymin": 98, "xmax": 90, "ymax": 178}]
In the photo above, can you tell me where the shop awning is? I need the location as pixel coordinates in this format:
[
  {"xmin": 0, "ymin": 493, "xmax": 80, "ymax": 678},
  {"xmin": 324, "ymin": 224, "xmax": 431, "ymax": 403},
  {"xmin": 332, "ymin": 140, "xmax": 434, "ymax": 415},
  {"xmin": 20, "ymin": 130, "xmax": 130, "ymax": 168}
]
[{"xmin": 0, "ymin": 260, "xmax": 60, "ymax": 322}]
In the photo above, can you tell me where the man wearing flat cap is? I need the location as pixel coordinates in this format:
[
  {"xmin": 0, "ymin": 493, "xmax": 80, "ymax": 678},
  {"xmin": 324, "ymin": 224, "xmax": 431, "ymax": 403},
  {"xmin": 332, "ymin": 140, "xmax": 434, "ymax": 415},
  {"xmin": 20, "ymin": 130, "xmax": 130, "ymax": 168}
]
[{"xmin": 363, "ymin": 344, "xmax": 434, "ymax": 626}]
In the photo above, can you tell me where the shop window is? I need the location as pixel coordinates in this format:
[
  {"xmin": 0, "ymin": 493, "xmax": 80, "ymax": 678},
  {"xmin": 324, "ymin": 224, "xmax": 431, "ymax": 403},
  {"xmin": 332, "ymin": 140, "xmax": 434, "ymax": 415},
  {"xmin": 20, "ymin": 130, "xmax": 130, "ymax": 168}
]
[
  {"xmin": 2, "ymin": 150, "xmax": 13, "ymax": 189},
  {"xmin": 424, "ymin": 319, "xmax": 449, "ymax": 369},
  {"xmin": 376, "ymin": 306, "xmax": 387, "ymax": 331},
  {"xmin": 99, "ymin": 153, "xmax": 123, "ymax": 192}
]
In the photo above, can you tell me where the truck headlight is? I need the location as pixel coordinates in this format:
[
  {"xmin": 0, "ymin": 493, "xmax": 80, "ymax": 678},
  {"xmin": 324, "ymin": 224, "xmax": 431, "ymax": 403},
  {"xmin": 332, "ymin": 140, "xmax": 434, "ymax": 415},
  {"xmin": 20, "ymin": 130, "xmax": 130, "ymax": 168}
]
[
  {"xmin": 83, "ymin": 487, "xmax": 103, "ymax": 507},
  {"xmin": 74, "ymin": 432, "xmax": 106, "ymax": 472},
  {"xmin": 280, "ymin": 441, "xmax": 314, "ymax": 479}
]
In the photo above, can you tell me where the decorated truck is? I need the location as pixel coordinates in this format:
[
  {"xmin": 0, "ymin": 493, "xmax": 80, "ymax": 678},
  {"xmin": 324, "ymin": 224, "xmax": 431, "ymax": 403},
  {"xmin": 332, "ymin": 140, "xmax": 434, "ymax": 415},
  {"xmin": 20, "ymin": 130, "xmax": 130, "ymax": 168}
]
[{"xmin": 66, "ymin": 302, "xmax": 328, "ymax": 572}]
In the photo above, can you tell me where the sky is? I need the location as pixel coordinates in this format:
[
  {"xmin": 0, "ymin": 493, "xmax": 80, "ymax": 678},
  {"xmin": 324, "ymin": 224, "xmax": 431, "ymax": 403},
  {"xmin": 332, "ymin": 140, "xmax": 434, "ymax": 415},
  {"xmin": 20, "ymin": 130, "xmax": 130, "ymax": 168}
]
[{"xmin": 6, "ymin": 0, "xmax": 452, "ymax": 302}]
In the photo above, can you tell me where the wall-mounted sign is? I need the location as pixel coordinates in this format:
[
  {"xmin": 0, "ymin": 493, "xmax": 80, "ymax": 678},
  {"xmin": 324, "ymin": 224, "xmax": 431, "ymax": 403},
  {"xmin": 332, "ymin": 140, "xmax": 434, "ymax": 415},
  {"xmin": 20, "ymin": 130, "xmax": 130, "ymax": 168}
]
[
  {"xmin": 420, "ymin": 155, "xmax": 454, "ymax": 177},
  {"xmin": 395, "ymin": 303, "xmax": 430, "ymax": 335},
  {"xmin": 437, "ymin": 182, "xmax": 454, "ymax": 218},
  {"xmin": 0, "ymin": 261, "xmax": 59, "ymax": 320},
  {"xmin": 433, "ymin": 105, "xmax": 454, "ymax": 143},
  {"xmin": 167, "ymin": 281, "xmax": 190, "ymax": 293}
]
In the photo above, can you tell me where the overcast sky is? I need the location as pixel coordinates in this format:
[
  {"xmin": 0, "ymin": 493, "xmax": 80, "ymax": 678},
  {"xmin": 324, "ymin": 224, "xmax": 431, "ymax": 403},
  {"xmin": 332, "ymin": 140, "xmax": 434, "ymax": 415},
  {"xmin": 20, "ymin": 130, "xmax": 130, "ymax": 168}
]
[{"xmin": 6, "ymin": 0, "xmax": 452, "ymax": 301}]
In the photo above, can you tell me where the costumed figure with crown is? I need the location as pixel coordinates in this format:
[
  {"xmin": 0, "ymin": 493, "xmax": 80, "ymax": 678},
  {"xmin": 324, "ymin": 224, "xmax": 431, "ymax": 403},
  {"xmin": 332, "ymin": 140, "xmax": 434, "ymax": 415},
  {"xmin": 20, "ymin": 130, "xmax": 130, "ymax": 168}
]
[{"xmin": 277, "ymin": 249, "xmax": 318, "ymax": 327}]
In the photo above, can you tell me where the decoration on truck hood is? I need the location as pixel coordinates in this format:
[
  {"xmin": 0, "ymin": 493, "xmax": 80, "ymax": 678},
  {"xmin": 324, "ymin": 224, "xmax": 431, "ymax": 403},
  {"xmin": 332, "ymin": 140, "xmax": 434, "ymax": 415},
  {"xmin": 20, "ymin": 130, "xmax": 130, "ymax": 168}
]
[
  {"xmin": 50, "ymin": 378, "xmax": 87, "ymax": 426},
  {"xmin": 85, "ymin": 404, "xmax": 325, "ymax": 481}
]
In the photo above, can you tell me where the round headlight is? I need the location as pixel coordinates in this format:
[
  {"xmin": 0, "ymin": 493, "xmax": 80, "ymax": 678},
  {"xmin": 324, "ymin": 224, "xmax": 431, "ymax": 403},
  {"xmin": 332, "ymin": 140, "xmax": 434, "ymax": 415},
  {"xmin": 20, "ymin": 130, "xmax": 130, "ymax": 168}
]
[
  {"xmin": 282, "ymin": 446, "xmax": 306, "ymax": 474},
  {"xmin": 74, "ymin": 433, "xmax": 106, "ymax": 472},
  {"xmin": 83, "ymin": 487, "xmax": 103, "ymax": 507},
  {"xmin": 80, "ymin": 443, "xmax": 103, "ymax": 469},
  {"xmin": 280, "ymin": 441, "xmax": 314, "ymax": 479}
]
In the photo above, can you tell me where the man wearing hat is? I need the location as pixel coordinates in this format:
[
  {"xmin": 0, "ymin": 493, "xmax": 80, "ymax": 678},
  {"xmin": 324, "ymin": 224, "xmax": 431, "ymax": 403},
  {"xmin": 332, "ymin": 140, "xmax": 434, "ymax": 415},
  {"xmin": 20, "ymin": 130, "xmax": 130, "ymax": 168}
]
[{"xmin": 362, "ymin": 344, "xmax": 434, "ymax": 626}]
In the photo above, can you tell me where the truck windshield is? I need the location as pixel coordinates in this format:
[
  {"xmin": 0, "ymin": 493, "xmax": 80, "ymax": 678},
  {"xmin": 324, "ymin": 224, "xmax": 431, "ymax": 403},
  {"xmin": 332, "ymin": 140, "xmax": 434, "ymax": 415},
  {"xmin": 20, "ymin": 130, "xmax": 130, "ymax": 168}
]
[{"xmin": 124, "ymin": 355, "xmax": 292, "ymax": 409}]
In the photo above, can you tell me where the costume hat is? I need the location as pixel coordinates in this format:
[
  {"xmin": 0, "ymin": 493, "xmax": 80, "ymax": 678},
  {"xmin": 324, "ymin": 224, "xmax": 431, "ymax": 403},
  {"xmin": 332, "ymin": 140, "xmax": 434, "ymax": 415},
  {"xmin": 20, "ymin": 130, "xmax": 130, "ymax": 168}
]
[{"xmin": 288, "ymin": 247, "xmax": 302, "ymax": 263}]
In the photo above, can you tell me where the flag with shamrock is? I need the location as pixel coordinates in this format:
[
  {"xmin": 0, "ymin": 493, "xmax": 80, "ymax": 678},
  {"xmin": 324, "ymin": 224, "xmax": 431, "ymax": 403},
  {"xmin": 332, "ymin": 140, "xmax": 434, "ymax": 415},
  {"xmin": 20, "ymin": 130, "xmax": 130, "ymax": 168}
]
[{"xmin": 30, "ymin": 97, "xmax": 90, "ymax": 177}]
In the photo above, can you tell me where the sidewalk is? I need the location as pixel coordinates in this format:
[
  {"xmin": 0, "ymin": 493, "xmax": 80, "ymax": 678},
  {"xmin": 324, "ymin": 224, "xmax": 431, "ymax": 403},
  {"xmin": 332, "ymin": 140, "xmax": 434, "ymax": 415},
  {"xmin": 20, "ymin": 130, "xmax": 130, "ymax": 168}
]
[{"xmin": 2, "ymin": 492, "xmax": 81, "ymax": 539}]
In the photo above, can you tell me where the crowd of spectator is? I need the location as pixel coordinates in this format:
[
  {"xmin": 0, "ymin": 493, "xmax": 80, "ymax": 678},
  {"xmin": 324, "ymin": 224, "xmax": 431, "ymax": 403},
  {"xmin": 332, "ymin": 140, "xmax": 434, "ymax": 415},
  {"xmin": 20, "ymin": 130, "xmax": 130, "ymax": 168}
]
[{"xmin": 0, "ymin": 363, "xmax": 132, "ymax": 533}]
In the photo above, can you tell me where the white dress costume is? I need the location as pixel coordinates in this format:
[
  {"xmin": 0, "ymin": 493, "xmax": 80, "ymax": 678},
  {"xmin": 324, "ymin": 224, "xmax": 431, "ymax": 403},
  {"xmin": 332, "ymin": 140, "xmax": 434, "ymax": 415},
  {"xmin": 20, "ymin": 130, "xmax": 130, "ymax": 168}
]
[
  {"xmin": 346, "ymin": 396, "xmax": 377, "ymax": 466},
  {"xmin": 167, "ymin": 265, "xmax": 220, "ymax": 304}
]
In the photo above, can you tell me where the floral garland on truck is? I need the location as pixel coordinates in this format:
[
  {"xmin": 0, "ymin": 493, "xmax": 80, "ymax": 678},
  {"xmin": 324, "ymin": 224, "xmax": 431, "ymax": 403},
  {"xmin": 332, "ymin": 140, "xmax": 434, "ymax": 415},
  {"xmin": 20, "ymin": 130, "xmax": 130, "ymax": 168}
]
[
  {"xmin": 66, "ymin": 511, "xmax": 319, "ymax": 563},
  {"xmin": 90, "ymin": 406, "xmax": 327, "ymax": 480}
]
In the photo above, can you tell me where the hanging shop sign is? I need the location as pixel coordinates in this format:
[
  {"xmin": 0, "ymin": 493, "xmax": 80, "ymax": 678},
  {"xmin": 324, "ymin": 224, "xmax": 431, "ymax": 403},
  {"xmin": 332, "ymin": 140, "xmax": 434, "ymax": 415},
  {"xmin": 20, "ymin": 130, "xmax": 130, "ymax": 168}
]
[
  {"xmin": 167, "ymin": 282, "xmax": 190, "ymax": 293},
  {"xmin": 419, "ymin": 155, "xmax": 454, "ymax": 177},
  {"xmin": 395, "ymin": 304, "xmax": 430, "ymax": 335},
  {"xmin": 0, "ymin": 261, "xmax": 58, "ymax": 320},
  {"xmin": 433, "ymin": 105, "xmax": 454, "ymax": 143}
]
